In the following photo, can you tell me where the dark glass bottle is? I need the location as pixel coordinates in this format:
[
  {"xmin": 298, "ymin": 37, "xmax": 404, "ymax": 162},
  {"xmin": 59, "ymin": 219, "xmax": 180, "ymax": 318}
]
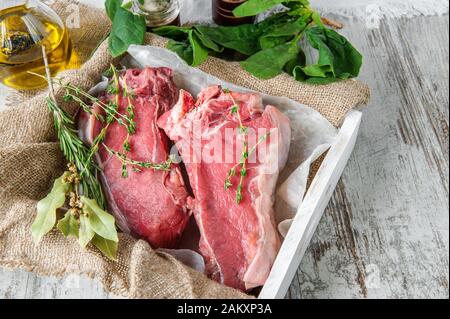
[{"xmin": 212, "ymin": 0, "xmax": 255, "ymax": 26}]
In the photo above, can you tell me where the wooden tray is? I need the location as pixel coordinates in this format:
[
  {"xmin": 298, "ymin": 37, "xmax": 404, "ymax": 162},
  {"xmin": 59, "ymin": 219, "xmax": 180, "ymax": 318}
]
[{"xmin": 260, "ymin": 110, "xmax": 362, "ymax": 299}]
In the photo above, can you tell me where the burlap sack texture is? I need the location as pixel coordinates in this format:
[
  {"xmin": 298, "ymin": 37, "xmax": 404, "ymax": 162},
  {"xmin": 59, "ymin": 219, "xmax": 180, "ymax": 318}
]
[{"xmin": 0, "ymin": 0, "xmax": 370, "ymax": 299}]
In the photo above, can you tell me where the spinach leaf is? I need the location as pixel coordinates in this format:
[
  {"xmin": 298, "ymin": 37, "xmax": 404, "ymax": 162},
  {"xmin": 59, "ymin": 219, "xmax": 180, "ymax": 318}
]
[
  {"xmin": 301, "ymin": 26, "xmax": 363, "ymax": 80},
  {"xmin": 258, "ymin": 15, "xmax": 308, "ymax": 49},
  {"xmin": 193, "ymin": 30, "xmax": 223, "ymax": 53},
  {"xmin": 165, "ymin": 31, "xmax": 209, "ymax": 67},
  {"xmin": 153, "ymin": 25, "xmax": 191, "ymax": 41},
  {"xmin": 282, "ymin": 0, "xmax": 310, "ymax": 9},
  {"xmin": 189, "ymin": 30, "xmax": 209, "ymax": 67},
  {"xmin": 259, "ymin": 36, "xmax": 292, "ymax": 50},
  {"xmin": 105, "ymin": 0, "xmax": 121, "ymax": 21},
  {"xmin": 234, "ymin": 0, "xmax": 307, "ymax": 17},
  {"xmin": 195, "ymin": 24, "xmax": 262, "ymax": 56},
  {"xmin": 240, "ymin": 39, "xmax": 301, "ymax": 79},
  {"xmin": 156, "ymin": 12, "xmax": 302, "ymax": 61},
  {"xmin": 154, "ymin": 26, "xmax": 223, "ymax": 53},
  {"xmin": 284, "ymin": 49, "xmax": 306, "ymax": 75},
  {"xmin": 302, "ymin": 77, "xmax": 341, "ymax": 84},
  {"xmin": 150, "ymin": 3, "xmax": 362, "ymax": 84},
  {"xmin": 108, "ymin": 1, "xmax": 146, "ymax": 57},
  {"xmin": 167, "ymin": 40, "xmax": 194, "ymax": 65}
]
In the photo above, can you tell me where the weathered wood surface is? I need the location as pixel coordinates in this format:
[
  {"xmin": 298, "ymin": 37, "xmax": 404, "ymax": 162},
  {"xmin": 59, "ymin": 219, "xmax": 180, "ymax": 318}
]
[
  {"xmin": 286, "ymin": 14, "xmax": 449, "ymax": 299},
  {"xmin": 0, "ymin": 11, "xmax": 448, "ymax": 299}
]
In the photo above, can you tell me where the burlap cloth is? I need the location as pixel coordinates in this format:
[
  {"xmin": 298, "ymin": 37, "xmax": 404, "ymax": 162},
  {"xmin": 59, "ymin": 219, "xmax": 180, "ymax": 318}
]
[{"xmin": 0, "ymin": 1, "xmax": 370, "ymax": 299}]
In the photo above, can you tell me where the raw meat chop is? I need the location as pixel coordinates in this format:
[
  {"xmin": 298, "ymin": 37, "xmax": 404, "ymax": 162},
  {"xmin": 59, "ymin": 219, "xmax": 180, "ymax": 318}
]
[
  {"xmin": 158, "ymin": 86, "xmax": 291, "ymax": 290},
  {"xmin": 79, "ymin": 67, "xmax": 191, "ymax": 249}
]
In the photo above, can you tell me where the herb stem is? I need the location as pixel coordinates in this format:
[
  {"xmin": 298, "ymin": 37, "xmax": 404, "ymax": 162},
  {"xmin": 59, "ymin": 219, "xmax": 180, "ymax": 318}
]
[
  {"xmin": 103, "ymin": 144, "xmax": 174, "ymax": 173},
  {"xmin": 227, "ymin": 91, "xmax": 245, "ymax": 131},
  {"xmin": 27, "ymin": 71, "xmax": 131, "ymax": 125},
  {"xmin": 63, "ymin": 82, "xmax": 130, "ymax": 123},
  {"xmin": 223, "ymin": 89, "xmax": 250, "ymax": 203},
  {"xmin": 38, "ymin": 46, "xmax": 107, "ymax": 209}
]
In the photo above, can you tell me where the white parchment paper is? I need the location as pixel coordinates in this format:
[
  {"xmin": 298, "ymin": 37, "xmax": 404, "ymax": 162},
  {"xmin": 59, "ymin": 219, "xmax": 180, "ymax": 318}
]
[
  {"xmin": 125, "ymin": 45, "xmax": 338, "ymax": 238},
  {"xmin": 88, "ymin": 45, "xmax": 338, "ymax": 274}
]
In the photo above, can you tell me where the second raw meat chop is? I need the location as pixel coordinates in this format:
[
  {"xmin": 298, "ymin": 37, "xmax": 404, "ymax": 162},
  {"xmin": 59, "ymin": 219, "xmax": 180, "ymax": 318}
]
[
  {"xmin": 159, "ymin": 86, "xmax": 291, "ymax": 290},
  {"xmin": 79, "ymin": 67, "xmax": 191, "ymax": 249}
]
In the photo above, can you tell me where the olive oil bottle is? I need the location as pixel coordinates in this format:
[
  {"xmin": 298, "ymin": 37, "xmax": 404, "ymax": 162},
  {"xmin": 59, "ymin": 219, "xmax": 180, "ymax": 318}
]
[{"xmin": 0, "ymin": 0, "xmax": 72, "ymax": 90}]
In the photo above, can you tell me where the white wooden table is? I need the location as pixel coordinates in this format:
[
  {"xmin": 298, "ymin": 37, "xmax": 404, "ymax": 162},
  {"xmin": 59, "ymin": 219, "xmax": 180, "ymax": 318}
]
[{"xmin": 0, "ymin": 0, "xmax": 448, "ymax": 299}]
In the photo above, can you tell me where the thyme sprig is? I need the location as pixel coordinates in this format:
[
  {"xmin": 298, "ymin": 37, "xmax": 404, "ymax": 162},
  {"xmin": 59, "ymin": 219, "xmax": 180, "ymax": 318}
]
[
  {"xmin": 28, "ymin": 71, "xmax": 132, "ymax": 127},
  {"xmin": 120, "ymin": 77, "xmax": 137, "ymax": 177},
  {"xmin": 37, "ymin": 64, "xmax": 173, "ymax": 179},
  {"xmin": 102, "ymin": 65, "xmax": 173, "ymax": 177},
  {"xmin": 104, "ymin": 144, "xmax": 174, "ymax": 174},
  {"xmin": 86, "ymin": 65, "xmax": 120, "ymax": 163},
  {"xmin": 223, "ymin": 88, "xmax": 249, "ymax": 204},
  {"xmin": 225, "ymin": 130, "xmax": 271, "ymax": 203}
]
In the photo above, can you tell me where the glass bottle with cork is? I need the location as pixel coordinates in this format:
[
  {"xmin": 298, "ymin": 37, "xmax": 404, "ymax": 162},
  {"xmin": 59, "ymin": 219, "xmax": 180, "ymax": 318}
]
[{"xmin": 0, "ymin": 0, "xmax": 73, "ymax": 90}]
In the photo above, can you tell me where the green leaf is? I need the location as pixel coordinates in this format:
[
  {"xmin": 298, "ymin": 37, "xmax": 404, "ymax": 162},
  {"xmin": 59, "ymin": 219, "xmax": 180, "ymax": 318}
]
[
  {"xmin": 108, "ymin": 5, "xmax": 146, "ymax": 57},
  {"xmin": 157, "ymin": 12, "xmax": 303, "ymax": 59},
  {"xmin": 311, "ymin": 11, "xmax": 324, "ymax": 27},
  {"xmin": 121, "ymin": 0, "xmax": 134, "ymax": 10},
  {"xmin": 193, "ymin": 30, "xmax": 223, "ymax": 53},
  {"xmin": 240, "ymin": 39, "xmax": 301, "ymax": 79},
  {"xmin": 81, "ymin": 197, "xmax": 118, "ymax": 242},
  {"xmin": 79, "ymin": 214, "xmax": 95, "ymax": 248},
  {"xmin": 153, "ymin": 25, "xmax": 191, "ymax": 41},
  {"xmin": 284, "ymin": 49, "xmax": 306, "ymax": 74},
  {"xmin": 233, "ymin": 0, "xmax": 304, "ymax": 17},
  {"xmin": 258, "ymin": 15, "xmax": 308, "ymax": 49},
  {"xmin": 300, "ymin": 64, "xmax": 333, "ymax": 78},
  {"xmin": 149, "ymin": 5, "xmax": 362, "ymax": 84},
  {"xmin": 195, "ymin": 25, "xmax": 262, "ymax": 56},
  {"xmin": 259, "ymin": 35, "xmax": 292, "ymax": 50},
  {"xmin": 188, "ymin": 30, "xmax": 209, "ymax": 67},
  {"xmin": 57, "ymin": 211, "xmax": 79, "ymax": 238},
  {"xmin": 105, "ymin": 0, "xmax": 121, "ymax": 21},
  {"xmin": 167, "ymin": 40, "xmax": 193, "ymax": 65},
  {"xmin": 282, "ymin": 0, "xmax": 310, "ymax": 9},
  {"xmin": 304, "ymin": 76, "xmax": 341, "ymax": 84},
  {"xmin": 91, "ymin": 234, "xmax": 118, "ymax": 261},
  {"xmin": 31, "ymin": 173, "xmax": 70, "ymax": 244},
  {"xmin": 300, "ymin": 26, "xmax": 363, "ymax": 80}
]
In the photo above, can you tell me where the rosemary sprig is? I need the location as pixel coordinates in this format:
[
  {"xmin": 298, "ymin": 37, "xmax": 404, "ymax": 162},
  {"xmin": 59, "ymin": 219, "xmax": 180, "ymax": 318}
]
[
  {"xmin": 38, "ymin": 47, "xmax": 107, "ymax": 210},
  {"xmin": 103, "ymin": 144, "xmax": 174, "ymax": 173}
]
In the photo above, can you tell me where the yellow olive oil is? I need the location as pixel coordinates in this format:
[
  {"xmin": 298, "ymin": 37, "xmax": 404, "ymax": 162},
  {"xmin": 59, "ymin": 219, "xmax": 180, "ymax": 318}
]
[{"xmin": 0, "ymin": 4, "xmax": 73, "ymax": 90}]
